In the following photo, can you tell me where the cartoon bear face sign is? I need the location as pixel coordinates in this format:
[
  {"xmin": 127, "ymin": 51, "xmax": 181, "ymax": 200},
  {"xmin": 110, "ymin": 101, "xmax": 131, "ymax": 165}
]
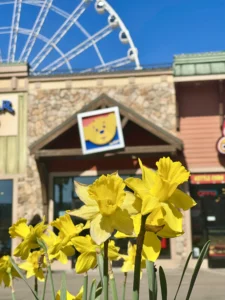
[{"xmin": 83, "ymin": 113, "xmax": 117, "ymax": 145}]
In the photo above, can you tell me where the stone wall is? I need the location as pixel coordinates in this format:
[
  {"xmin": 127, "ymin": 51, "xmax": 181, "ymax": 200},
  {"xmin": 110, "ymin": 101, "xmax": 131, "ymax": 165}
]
[{"xmin": 17, "ymin": 77, "xmax": 176, "ymax": 221}]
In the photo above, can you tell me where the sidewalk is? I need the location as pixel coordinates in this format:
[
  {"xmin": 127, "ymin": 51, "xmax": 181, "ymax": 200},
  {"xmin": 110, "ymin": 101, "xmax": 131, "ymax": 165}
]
[{"xmin": 1, "ymin": 268, "xmax": 225, "ymax": 299}]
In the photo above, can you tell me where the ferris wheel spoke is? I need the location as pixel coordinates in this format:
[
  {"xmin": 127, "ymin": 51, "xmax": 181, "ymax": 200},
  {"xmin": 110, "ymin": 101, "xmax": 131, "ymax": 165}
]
[
  {"xmin": 18, "ymin": 27, "xmax": 72, "ymax": 72},
  {"xmin": 51, "ymin": 5, "xmax": 105, "ymax": 66},
  {"xmin": 31, "ymin": 0, "xmax": 91, "ymax": 72},
  {"xmin": 81, "ymin": 57, "xmax": 131, "ymax": 73},
  {"xmin": 19, "ymin": 0, "xmax": 53, "ymax": 62},
  {"xmin": 8, "ymin": 0, "xmax": 22, "ymax": 62},
  {"xmin": 40, "ymin": 25, "xmax": 112, "ymax": 74}
]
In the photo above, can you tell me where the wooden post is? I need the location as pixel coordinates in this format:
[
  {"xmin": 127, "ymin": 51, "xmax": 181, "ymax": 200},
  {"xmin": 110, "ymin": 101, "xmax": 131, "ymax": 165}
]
[{"xmin": 36, "ymin": 160, "xmax": 49, "ymax": 222}]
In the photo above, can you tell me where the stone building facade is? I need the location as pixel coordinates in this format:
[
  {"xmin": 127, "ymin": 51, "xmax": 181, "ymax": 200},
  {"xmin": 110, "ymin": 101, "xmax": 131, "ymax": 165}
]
[{"xmin": 0, "ymin": 64, "xmax": 193, "ymax": 269}]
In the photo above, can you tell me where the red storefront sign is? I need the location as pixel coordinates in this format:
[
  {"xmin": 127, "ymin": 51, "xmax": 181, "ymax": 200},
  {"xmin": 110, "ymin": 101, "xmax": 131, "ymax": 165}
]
[{"xmin": 190, "ymin": 174, "xmax": 225, "ymax": 184}]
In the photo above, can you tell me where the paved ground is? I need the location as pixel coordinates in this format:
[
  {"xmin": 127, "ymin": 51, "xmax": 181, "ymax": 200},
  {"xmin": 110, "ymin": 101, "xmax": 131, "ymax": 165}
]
[{"xmin": 1, "ymin": 267, "xmax": 225, "ymax": 299}]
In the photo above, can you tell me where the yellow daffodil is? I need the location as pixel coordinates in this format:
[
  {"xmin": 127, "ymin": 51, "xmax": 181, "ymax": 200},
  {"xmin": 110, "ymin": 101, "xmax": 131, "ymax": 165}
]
[
  {"xmin": 9, "ymin": 218, "xmax": 47, "ymax": 260},
  {"xmin": 51, "ymin": 214, "xmax": 89, "ymax": 242},
  {"xmin": 0, "ymin": 256, "xmax": 20, "ymax": 287},
  {"xmin": 19, "ymin": 251, "xmax": 46, "ymax": 282},
  {"xmin": 125, "ymin": 157, "xmax": 196, "ymax": 237},
  {"xmin": 69, "ymin": 173, "xmax": 139, "ymax": 245},
  {"xmin": 56, "ymin": 286, "xmax": 83, "ymax": 300},
  {"xmin": 72, "ymin": 235, "xmax": 120, "ymax": 274},
  {"xmin": 115, "ymin": 214, "xmax": 161, "ymax": 262},
  {"xmin": 42, "ymin": 230, "xmax": 75, "ymax": 264},
  {"xmin": 121, "ymin": 241, "xmax": 146, "ymax": 275}
]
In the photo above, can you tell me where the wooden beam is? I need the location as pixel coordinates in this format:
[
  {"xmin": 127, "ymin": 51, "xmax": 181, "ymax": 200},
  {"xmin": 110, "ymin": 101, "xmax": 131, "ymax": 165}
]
[
  {"xmin": 121, "ymin": 117, "xmax": 129, "ymax": 128},
  {"xmin": 35, "ymin": 145, "xmax": 177, "ymax": 158},
  {"xmin": 36, "ymin": 160, "xmax": 49, "ymax": 222}
]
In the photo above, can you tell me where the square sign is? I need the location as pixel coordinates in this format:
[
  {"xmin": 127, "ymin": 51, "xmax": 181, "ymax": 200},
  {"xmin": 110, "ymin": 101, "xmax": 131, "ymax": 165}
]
[
  {"xmin": 0, "ymin": 94, "xmax": 18, "ymax": 136},
  {"xmin": 77, "ymin": 107, "xmax": 125, "ymax": 155}
]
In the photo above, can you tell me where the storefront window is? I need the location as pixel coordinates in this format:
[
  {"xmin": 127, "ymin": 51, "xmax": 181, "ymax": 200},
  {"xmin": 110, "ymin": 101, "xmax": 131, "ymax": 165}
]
[
  {"xmin": 0, "ymin": 180, "xmax": 13, "ymax": 256},
  {"xmin": 53, "ymin": 175, "xmax": 171, "ymax": 262},
  {"xmin": 190, "ymin": 183, "xmax": 225, "ymax": 265}
]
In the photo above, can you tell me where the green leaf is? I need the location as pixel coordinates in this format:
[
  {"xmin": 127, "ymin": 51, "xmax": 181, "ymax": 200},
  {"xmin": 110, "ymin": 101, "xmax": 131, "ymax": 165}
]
[
  {"xmin": 89, "ymin": 279, "xmax": 97, "ymax": 300},
  {"xmin": 60, "ymin": 273, "xmax": 67, "ymax": 300},
  {"xmin": 185, "ymin": 241, "xmax": 210, "ymax": 300},
  {"xmin": 9, "ymin": 257, "xmax": 40, "ymax": 300},
  {"xmin": 95, "ymin": 281, "xmax": 103, "ymax": 299},
  {"xmin": 159, "ymin": 266, "xmax": 167, "ymax": 300},
  {"xmin": 37, "ymin": 238, "xmax": 48, "ymax": 252},
  {"xmin": 174, "ymin": 251, "xmax": 193, "ymax": 300},
  {"xmin": 97, "ymin": 253, "xmax": 104, "ymax": 284},
  {"xmin": 146, "ymin": 260, "xmax": 157, "ymax": 300}
]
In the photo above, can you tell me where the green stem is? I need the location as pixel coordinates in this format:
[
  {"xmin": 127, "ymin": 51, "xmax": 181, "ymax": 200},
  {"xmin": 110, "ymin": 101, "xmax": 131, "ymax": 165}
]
[
  {"xmin": 109, "ymin": 262, "xmax": 118, "ymax": 300},
  {"xmin": 82, "ymin": 273, "xmax": 88, "ymax": 300},
  {"xmin": 41, "ymin": 271, "xmax": 48, "ymax": 300},
  {"xmin": 34, "ymin": 276, "xmax": 38, "ymax": 297},
  {"xmin": 132, "ymin": 215, "xmax": 147, "ymax": 300},
  {"xmin": 103, "ymin": 240, "xmax": 109, "ymax": 300},
  {"xmin": 122, "ymin": 273, "xmax": 127, "ymax": 300},
  {"xmin": 9, "ymin": 273, "xmax": 16, "ymax": 300},
  {"xmin": 44, "ymin": 252, "xmax": 55, "ymax": 300}
]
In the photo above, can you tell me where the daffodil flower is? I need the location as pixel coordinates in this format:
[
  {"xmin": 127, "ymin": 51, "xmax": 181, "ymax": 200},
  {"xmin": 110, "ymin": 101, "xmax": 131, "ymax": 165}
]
[
  {"xmin": 121, "ymin": 241, "xmax": 146, "ymax": 276},
  {"xmin": 19, "ymin": 251, "xmax": 46, "ymax": 281},
  {"xmin": 0, "ymin": 256, "xmax": 20, "ymax": 287},
  {"xmin": 72, "ymin": 235, "xmax": 120, "ymax": 274},
  {"xmin": 115, "ymin": 214, "xmax": 161, "ymax": 262},
  {"xmin": 42, "ymin": 230, "xmax": 75, "ymax": 264},
  {"xmin": 51, "ymin": 214, "xmax": 89, "ymax": 242},
  {"xmin": 69, "ymin": 173, "xmax": 139, "ymax": 245},
  {"xmin": 9, "ymin": 218, "xmax": 47, "ymax": 260},
  {"xmin": 56, "ymin": 286, "xmax": 83, "ymax": 300},
  {"xmin": 125, "ymin": 157, "xmax": 196, "ymax": 237}
]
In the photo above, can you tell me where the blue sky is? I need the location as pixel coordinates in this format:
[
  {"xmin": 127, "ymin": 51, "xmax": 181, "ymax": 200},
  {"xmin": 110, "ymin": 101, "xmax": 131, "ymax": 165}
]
[{"xmin": 0, "ymin": 0, "xmax": 225, "ymax": 71}]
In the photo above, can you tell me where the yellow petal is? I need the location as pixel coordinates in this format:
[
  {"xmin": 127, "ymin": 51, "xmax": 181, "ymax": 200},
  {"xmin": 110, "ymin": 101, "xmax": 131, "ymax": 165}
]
[
  {"xmin": 121, "ymin": 260, "xmax": 134, "ymax": 273},
  {"xmin": 62, "ymin": 245, "xmax": 75, "ymax": 257},
  {"xmin": 68, "ymin": 205, "xmax": 99, "ymax": 220},
  {"xmin": 169, "ymin": 189, "xmax": 196, "ymax": 210},
  {"xmin": 145, "ymin": 207, "xmax": 165, "ymax": 232},
  {"xmin": 34, "ymin": 269, "xmax": 45, "ymax": 282},
  {"xmin": 90, "ymin": 214, "xmax": 113, "ymax": 245},
  {"xmin": 141, "ymin": 194, "xmax": 160, "ymax": 216},
  {"xmin": 156, "ymin": 157, "xmax": 190, "ymax": 197},
  {"xmin": 72, "ymin": 235, "xmax": 96, "ymax": 253},
  {"xmin": 75, "ymin": 252, "xmax": 97, "ymax": 274},
  {"xmin": 121, "ymin": 191, "xmax": 142, "ymax": 215},
  {"xmin": 112, "ymin": 208, "xmax": 134, "ymax": 236},
  {"xmin": 74, "ymin": 286, "xmax": 83, "ymax": 300},
  {"xmin": 125, "ymin": 177, "xmax": 150, "ymax": 200},
  {"xmin": 56, "ymin": 290, "xmax": 76, "ymax": 300},
  {"xmin": 142, "ymin": 232, "xmax": 161, "ymax": 262},
  {"xmin": 157, "ymin": 203, "xmax": 183, "ymax": 238},
  {"xmin": 139, "ymin": 158, "xmax": 156, "ymax": 187},
  {"xmin": 108, "ymin": 241, "xmax": 120, "ymax": 261},
  {"xmin": 9, "ymin": 218, "xmax": 30, "ymax": 239},
  {"xmin": 75, "ymin": 181, "xmax": 97, "ymax": 205}
]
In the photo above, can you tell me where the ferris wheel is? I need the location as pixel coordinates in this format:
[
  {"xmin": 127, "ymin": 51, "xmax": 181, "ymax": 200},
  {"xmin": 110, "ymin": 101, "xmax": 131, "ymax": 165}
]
[{"xmin": 0, "ymin": 0, "xmax": 141, "ymax": 75}]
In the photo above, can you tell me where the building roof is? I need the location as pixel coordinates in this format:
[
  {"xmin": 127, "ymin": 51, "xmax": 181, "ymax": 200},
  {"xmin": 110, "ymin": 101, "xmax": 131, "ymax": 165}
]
[{"xmin": 173, "ymin": 51, "xmax": 225, "ymax": 76}]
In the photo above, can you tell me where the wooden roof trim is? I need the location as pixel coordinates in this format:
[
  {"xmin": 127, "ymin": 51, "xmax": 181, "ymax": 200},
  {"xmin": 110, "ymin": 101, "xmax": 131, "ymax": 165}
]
[{"xmin": 30, "ymin": 93, "xmax": 183, "ymax": 154}]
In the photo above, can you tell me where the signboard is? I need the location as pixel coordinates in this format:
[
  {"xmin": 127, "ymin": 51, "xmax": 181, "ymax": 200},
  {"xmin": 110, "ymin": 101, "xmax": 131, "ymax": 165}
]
[
  {"xmin": 77, "ymin": 107, "xmax": 125, "ymax": 155},
  {"xmin": 217, "ymin": 120, "xmax": 225, "ymax": 154},
  {"xmin": 0, "ymin": 94, "xmax": 18, "ymax": 136},
  {"xmin": 190, "ymin": 174, "xmax": 225, "ymax": 184}
]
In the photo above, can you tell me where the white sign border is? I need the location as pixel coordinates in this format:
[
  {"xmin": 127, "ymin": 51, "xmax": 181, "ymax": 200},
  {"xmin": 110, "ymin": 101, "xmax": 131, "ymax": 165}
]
[{"xmin": 77, "ymin": 106, "xmax": 125, "ymax": 155}]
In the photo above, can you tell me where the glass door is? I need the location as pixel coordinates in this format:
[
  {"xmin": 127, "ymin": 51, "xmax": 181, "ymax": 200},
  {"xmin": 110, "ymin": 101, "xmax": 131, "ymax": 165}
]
[{"xmin": 0, "ymin": 180, "xmax": 13, "ymax": 256}]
